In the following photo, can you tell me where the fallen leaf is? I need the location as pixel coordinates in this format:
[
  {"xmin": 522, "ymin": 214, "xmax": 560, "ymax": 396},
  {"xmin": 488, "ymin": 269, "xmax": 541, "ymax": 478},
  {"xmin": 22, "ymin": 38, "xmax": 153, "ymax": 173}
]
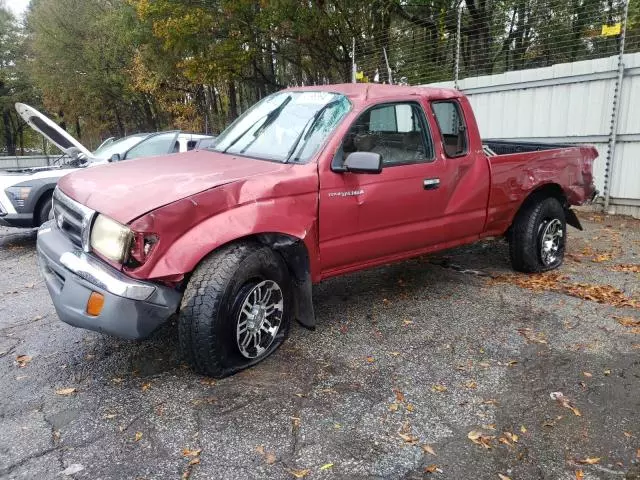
[
  {"xmin": 421, "ymin": 444, "xmax": 437, "ymax": 456},
  {"xmin": 611, "ymin": 264, "xmax": 640, "ymax": 273},
  {"xmin": 366, "ymin": 356, "xmax": 375, "ymax": 363},
  {"xmin": 615, "ymin": 316, "xmax": 640, "ymax": 327},
  {"xmin": 465, "ymin": 380, "xmax": 478, "ymax": 389},
  {"xmin": 289, "ymin": 468, "xmax": 310, "ymax": 478},
  {"xmin": 389, "ymin": 403, "xmax": 399, "ymax": 412},
  {"xmin": 467, "ymin": 430, "xmax": 494, "ymax": 449},
  {"xmin": 182, "ymin": 448, "xmax": 202, "ymax": 457},
  {"xmin": 265, "ymin": 453, "xmax": 276, "ymax": 465},
  {"xmin": 141, "ymin": 382, "xmax": 151, "ymax": 392},
  {"xmin": 623, "ymin": 431, "xmax": 632, "ymax": 438},
  {"xmin": 498, "ymin": 474, "xmax": 512, "ymax": 480},
  {"xmin": 482, "ymin": 424, "xmax": 497, "ymax": 430},
  {"xmin": 478, "ymin": 362, "xmax": 491, "ymax": 368},
  {"xmin": 188, "ymin": 458, "xmax": 200, "ymax": 466},
  {"xmin": 406, "ymin": 404, "xmax": 415, "ymax": 412},
  {"xmin": 200, "ymin": 378, "xmax": 216, "ymax": 386},
  {"xmin": 291, "ymin": 417, "xmax": 301, "ymax": 428},
  {"xmin": 518, "ymin": 328, "xmax": 548, "ymax": 344},
  {"xmin": 394, "ymin": 389, "xmax": 405, "ymax": 402},
  {"xmin": 424, "ymin": 464, "xmax": 442, "ymax": 473},
  {"xmin": 604, "ymin": 369, "xmax": 611, "ymax": 376},
  {"xmin": 592, "ymin": 253, "xmax": 613, "ymax": 263},
  {"xmin": 575, "ymin": 471, "xmax": 584, "ymax": 480},
  {"xmin": 389, "ymin": 351, "xmax": 401, "ymax": 356},
  {"xmin": 319, "ymin": 463, "xmax": 334, "ymax": 470},
  {"xmin": 583, "ymin": 372, "xmax": 593, "ymax": 378},
  {"xmin": 506, "ymin": 360, "xmax": 519, "ymax": 366},
  {"xmin": 103, "ymin": 413, "xmax": 117, "ymax": 419},
  {"xmin": 134, "ymin": 431, "xmax": 143, "ymax": 442},
  {"xmin": 576, "ymin": 457, "xmax": 600, "ymax": 465},
  {"xmin": 55, "ymin": 388, "xmax": 76, "ymax": 396},
  {"xmin": 550, "ymin": 391, "xmax": 581, "ymax": 416},
  {"xmin": 16, "ymin": 355, "xmax": 32, "ymax": 368},
  {"xmin": 432, "ymin": 384, "xmax": 447, "ymax": 393},
  {"xmin": 398, "ymin": 432, "xmax": 419, "ymax": 444},
  {"xmin": 503, "ymin": 432, "xmax": 519, "ymax": 443},
  {"xmin": 520, "ymin": 425, "xmax": 527, "ymax": 433},
  {"xmin": 483, "ymin": 399, "xmax": 499, "ymax": 405}
]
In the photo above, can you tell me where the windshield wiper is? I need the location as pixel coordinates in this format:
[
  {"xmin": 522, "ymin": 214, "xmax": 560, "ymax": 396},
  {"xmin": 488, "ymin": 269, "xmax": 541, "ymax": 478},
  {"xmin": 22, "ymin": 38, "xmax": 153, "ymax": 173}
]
[
  {"xmin": 221, "ymin": 96, "xmax": 292, "ymax": 154},
  {"xmin": 285, "ymin": 99, "xmax": 341, "ymax": 163}
]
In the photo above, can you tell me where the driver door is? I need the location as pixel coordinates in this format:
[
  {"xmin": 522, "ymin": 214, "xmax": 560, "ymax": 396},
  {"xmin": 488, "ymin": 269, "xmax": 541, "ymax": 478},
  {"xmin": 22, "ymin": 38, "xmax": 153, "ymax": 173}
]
[{"xmin": 318, "ymin": 101, "xmax": 453, "ymax": 274}]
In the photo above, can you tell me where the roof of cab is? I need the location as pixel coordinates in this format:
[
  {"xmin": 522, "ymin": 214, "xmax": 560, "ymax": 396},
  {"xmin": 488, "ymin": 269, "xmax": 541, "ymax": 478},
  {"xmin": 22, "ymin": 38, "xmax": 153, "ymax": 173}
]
[{"xmin": 283, "ymin": 83, "xmax": 462, "ymax": 103}]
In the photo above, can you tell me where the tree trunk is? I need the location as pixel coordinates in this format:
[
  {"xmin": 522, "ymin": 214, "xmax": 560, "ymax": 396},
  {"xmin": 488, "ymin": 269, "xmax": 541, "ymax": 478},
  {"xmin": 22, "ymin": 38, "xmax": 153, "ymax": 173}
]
[{"xmin": 3, "ymin": 110, "xmax": 16, "ymax": 156}]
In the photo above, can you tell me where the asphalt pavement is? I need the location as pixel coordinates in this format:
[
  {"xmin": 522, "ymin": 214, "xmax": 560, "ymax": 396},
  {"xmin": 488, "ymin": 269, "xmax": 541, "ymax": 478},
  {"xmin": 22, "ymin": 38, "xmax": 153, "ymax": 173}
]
[{"xmin": 0, "ymin": 212, "xmax": 639, "ymax": 480}]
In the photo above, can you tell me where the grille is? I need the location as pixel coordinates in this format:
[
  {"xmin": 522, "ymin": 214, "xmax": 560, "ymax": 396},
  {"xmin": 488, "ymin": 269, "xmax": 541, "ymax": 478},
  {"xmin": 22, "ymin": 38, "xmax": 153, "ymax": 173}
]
[{"xmin": 52, "ymin": 188, "xmax": 95, "ymax": 250}]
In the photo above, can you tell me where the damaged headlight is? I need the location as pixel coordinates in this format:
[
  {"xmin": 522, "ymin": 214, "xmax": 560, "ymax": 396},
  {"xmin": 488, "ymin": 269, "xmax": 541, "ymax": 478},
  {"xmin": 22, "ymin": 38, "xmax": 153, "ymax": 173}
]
[{"xmin": 90, "ymin": 214, "xmax": 133, "ymax": 263}]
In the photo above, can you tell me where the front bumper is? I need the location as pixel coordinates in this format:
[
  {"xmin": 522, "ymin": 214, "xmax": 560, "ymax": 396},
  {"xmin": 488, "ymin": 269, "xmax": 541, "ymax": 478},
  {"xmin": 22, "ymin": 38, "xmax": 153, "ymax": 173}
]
[
  {"xmin": 36, "ymin": 221, "xmax": 182, "ymax": 339},
  {"xmin": 0, "ymin": 213, "xmax": 35, "ymax": 228}
]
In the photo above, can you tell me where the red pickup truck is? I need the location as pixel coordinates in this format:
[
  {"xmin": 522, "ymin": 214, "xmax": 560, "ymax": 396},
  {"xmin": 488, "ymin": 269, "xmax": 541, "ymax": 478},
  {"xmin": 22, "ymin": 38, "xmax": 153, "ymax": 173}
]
[{"xmin": 36, "ymin": 84, "xmax": 597, "ymax": 377}]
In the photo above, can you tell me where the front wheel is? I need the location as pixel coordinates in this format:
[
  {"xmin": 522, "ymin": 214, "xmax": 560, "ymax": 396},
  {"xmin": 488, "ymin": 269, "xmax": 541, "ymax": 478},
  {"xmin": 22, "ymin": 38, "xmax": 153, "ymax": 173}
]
[
  {"xmin": 509, "ymin": 196, "xmax": 567, "ymax": 273},
  {"xmin": 178, "ymin": 242, "xmax": 292, "ymax": 378}
]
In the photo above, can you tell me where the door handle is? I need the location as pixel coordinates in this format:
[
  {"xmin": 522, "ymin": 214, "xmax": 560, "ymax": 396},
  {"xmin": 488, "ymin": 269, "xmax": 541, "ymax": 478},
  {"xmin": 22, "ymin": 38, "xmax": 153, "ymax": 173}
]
[{"xmin": 423, "ymin": 178, "xmax": 440, "ymax": 190}]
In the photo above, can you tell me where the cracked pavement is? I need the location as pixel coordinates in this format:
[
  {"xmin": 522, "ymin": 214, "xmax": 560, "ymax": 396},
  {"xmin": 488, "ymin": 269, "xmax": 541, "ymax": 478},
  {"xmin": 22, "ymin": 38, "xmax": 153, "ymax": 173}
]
[{"xmin": 0, "ymin": 212, "xmax": 639, "ymax": 479}]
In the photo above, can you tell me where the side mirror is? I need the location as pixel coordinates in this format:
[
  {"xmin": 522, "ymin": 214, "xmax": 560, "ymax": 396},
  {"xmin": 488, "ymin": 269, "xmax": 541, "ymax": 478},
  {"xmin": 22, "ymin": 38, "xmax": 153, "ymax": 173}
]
[
  {"xmin": 343, "ymin": 151, "xmax": 382, "ymax": 174},
  {"xmin": 109, "ymin": 153, "xmax": 121, "ymax": 162}
]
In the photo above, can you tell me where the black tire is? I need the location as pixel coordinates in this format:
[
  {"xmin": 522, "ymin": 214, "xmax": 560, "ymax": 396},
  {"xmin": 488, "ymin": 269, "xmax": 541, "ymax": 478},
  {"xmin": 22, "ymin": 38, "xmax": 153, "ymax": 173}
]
[
  {"xmin": 178, "ymin": 241, "xmax": 292, "ymax": 378},
  {"xmin": 35, "ymin": 193, "xmax": 54, "ymax": 227},
  {"xmin": 509, "ymin": 196, "xmax": 567, "ymax": 273}
]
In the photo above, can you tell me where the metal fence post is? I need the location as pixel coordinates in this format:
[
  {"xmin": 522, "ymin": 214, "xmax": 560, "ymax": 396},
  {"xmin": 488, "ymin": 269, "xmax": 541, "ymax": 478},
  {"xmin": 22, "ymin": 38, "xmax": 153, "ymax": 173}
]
[
  {"xmin": 351, "ymin": 38, "xmax": 357, "ymax": 83},
  {"xmin": 454, "ymin": 4, "xmax": 463, "ymax": 89},
  {"xmin": 604, "ymin": 0, "xmax": 630, "ymax": 212}
]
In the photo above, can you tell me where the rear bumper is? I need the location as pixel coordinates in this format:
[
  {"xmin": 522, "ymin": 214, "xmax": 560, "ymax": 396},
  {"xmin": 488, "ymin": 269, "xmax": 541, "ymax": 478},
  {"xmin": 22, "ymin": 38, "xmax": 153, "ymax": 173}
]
[{"xmin": 36, "ymin": 221, "xmax": 182, "ymax": 339}]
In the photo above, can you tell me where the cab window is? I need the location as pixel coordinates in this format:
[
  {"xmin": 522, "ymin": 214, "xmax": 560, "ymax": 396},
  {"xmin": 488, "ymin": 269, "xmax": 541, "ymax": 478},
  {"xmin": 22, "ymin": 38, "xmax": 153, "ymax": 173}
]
[
  {"xmin": 340, "ymin": 102, "xmax": 433, "ymax": 167},
  {"xmin": 431, "ymin": 101, "xmax": 468, "ymax": 157}
]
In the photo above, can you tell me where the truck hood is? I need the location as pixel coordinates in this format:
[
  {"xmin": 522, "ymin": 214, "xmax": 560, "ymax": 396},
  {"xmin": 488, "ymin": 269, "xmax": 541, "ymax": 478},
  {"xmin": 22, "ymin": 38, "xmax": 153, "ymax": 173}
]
[{"xmin": 57, "ymin": 150, "xmax": 290, "ymax": 224}]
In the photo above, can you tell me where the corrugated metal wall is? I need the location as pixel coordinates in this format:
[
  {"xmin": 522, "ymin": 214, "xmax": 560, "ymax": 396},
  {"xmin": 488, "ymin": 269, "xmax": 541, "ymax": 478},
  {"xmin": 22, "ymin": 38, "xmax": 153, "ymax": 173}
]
[{"xmin": 426, "ymin": 52, "xmax": 640, "ymax": 218}]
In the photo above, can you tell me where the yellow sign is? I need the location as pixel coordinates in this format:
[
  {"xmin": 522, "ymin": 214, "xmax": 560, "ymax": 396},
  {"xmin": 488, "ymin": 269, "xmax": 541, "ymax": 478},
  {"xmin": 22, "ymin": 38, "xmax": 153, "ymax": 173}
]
[
  {"xmin": 601, "ymin": 23, "xmax": 621, "ymax": 36},
  {"xmin": 355, "ymin": 71, "xmax": 364, "ymax": 81}
]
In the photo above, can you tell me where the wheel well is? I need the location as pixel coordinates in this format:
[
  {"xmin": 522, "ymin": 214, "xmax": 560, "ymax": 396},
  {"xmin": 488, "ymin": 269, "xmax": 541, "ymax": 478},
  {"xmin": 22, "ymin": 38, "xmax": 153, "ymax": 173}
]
[
  {"xmin": 187, "ymin": 233, "xmax": 316, "ymax": 329},
  {"xmin": 34, "ymin": 188, "xmax": 54, "ymax": 226},
  {"xmin": 506, "ymin": 183, "xmax": 567, "ymax": 237},
  {"xmin": 525, "ymin": 183, "xmax": 567, "ymax": 207}
]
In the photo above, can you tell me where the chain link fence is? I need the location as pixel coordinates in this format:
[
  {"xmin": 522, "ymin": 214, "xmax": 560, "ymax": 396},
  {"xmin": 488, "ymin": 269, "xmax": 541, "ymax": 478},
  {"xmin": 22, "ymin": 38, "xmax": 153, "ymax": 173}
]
[{"xmin": 352, "ymin": 0, "xmax": 636, "ymax": 87}]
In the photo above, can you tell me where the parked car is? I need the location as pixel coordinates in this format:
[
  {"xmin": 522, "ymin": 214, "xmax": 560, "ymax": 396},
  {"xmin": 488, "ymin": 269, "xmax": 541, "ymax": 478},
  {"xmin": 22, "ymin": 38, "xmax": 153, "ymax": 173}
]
[
  {"xmin": 36, "ymin": 84, "xmax": 597, "ymax": 378},
  {"xmin": 0, "ymin": 103, "xmax": 215, "ymax": 228}
]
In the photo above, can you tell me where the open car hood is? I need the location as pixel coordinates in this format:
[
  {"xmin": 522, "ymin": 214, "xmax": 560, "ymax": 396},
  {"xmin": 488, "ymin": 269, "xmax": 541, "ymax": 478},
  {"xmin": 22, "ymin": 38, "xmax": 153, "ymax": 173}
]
[{"xmin": 15, "ymin": 103, "xmax": 94, "ymax": 160}]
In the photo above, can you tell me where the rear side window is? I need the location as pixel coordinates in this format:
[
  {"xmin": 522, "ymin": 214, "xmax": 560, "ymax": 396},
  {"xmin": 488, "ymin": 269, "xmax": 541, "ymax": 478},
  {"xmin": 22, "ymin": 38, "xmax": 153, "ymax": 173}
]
[
  {"xmin": 432, "ymin": 101, "xmax": 468, "ymax": 157},
  {"xmin": 341, "ymin": 102, "xmax": 434, "ymax": 167}
]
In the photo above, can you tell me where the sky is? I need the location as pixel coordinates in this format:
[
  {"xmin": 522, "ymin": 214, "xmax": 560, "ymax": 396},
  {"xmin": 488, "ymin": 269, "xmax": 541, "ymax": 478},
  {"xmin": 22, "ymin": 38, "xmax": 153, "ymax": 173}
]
[{"xmin": 6, "ymin": 0, "xmax": 29, "ymax": 18}]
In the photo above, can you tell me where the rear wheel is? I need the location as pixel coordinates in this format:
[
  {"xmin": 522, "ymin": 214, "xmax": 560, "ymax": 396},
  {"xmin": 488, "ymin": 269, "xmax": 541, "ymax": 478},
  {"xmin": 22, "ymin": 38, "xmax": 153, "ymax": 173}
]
[
  {"xmin": 509, "ymin": 196, "xmax": 566, "ymax": 273},
  {"xmin": 178, "ymin": 242, "xmax": 292, "ymax": 378}
]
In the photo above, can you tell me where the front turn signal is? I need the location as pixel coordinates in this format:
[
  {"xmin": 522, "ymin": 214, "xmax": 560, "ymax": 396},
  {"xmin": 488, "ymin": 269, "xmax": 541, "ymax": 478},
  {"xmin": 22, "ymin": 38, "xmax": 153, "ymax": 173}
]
[{"xmin": 86, "ymin": 292, "xmax": 105, "ymax": 316}]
